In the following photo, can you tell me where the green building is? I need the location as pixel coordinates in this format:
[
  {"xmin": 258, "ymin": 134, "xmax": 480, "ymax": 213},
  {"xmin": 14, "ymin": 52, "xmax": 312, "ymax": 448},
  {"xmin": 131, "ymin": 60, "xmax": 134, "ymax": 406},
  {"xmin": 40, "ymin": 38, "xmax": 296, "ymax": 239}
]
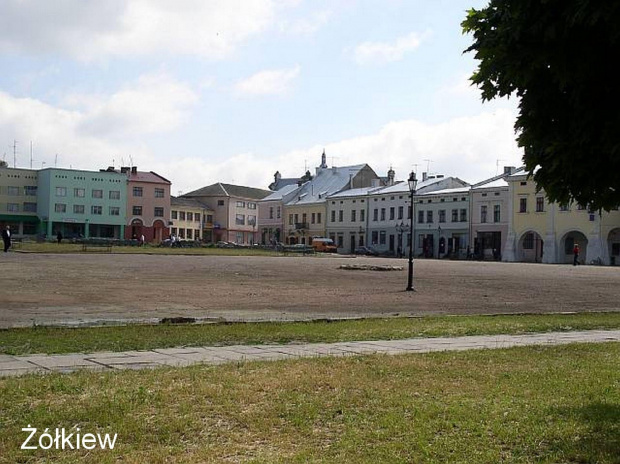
[
  {"xmin": 37, "ymin": 168, "xmax": 128, "ymax": 239},
  {"xmin": 0, "ymin": 167, "xmax": 40, "ymax": 237}
]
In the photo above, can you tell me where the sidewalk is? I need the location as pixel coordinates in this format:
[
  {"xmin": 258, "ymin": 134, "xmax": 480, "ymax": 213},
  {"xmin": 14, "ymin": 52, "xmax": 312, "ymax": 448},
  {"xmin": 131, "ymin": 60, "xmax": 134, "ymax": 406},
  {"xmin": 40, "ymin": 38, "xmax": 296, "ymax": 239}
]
[{"xmin": 1, "ymin": 330, "xmax": 619, "ymax": 377}]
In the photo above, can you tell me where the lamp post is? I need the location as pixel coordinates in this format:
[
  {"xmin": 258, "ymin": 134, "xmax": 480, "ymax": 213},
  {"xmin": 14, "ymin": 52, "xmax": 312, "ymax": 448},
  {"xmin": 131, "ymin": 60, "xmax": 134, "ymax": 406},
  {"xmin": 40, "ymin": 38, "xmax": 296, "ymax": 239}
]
[{"xmin": 406, "ymin": 171, "xmax": 417, "ymax": 291}]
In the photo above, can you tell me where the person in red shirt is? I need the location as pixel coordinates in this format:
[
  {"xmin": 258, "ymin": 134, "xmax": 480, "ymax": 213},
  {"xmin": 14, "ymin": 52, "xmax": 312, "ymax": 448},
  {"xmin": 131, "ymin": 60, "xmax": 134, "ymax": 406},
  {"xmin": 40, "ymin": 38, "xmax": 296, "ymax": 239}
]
[{"xmin": 573, "ymin": 243, "xmax": 580, "ymax": 266}]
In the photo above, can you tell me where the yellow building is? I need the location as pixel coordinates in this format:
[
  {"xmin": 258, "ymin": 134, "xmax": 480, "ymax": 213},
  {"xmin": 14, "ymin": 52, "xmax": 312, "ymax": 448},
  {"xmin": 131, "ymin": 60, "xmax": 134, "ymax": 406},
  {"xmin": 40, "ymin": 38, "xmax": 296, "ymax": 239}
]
[
  {"xmin": 504, "ymin": 172, "xmax": 620, "ymax": 265},
  {"xmin": 170, "ymin": 196, "xmax": 214, "ymax": 242}
]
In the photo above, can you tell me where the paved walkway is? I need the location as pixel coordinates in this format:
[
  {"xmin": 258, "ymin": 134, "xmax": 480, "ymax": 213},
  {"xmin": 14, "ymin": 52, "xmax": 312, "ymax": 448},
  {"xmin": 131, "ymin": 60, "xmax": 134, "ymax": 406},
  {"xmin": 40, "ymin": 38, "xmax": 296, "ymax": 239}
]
[{"xmin": 2, "ymin": 330, "xmax": 619, "ymax": 377}]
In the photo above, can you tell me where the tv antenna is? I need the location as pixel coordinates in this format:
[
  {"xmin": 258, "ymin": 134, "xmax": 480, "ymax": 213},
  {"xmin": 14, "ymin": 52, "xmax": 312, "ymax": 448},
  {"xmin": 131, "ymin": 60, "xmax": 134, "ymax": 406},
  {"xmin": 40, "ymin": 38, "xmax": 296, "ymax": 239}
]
[{"xmin": 423, "ymin": 159, "xmax": 433, "ymax": 173}]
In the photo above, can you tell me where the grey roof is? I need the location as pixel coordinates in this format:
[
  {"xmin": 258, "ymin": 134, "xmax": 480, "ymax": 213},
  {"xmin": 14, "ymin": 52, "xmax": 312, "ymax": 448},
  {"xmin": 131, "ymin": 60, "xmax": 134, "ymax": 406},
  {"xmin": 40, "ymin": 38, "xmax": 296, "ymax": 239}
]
[
  {"xmin": 472, "ymin": 166, "xmax": 525, "ymax": 189},
  {"xmin": 171, "ymin": 196, "xmax": 213, "ymax": 211},
  {"xmin": 184, "ymin": 182, "xmax": 271, "ymax": 200},
  {"xmin": 269, "ymin": 177, "xmax": 300, "ymax": 191},
  {"xmin": 327, "ymin": 186, "xmax": 383, "ymax": 199},
  {"xmin": 285, "ymin": 164, "xmax": 369, "ymax": 205},
  {"xmin": 418, "ymin": 186, "xmax": 471, "ymax": 196},
  {"xmin": 260, "ymin": 183, "xmax": 301, "ymax": 201}
]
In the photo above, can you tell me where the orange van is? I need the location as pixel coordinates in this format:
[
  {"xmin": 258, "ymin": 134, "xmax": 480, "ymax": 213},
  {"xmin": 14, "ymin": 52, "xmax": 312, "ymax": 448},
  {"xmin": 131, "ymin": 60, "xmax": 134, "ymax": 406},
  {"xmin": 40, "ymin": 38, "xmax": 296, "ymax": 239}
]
[{"xmin": 311, "ymin": 238, "xmax": 338, "ymax": 253}]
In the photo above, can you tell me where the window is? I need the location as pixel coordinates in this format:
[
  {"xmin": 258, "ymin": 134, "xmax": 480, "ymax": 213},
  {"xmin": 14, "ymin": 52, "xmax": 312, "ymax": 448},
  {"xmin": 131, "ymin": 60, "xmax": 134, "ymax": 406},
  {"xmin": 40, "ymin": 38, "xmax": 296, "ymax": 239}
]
[
  {"xmin": 398, "ymin": 206, "xmax": 403, "ymax": 220},
  {"xmin": 109, "ymin": 206, "xmax": 120, "ymax": 216},
  {"xmin": 187, "ymin": 229, "xmax": 193, "ymax": 239},
  {"xmin": 187, "ymin": 212, "xmax": 193, "ymax": 221},
  {"xmin": 379, "ymin": 231, "xmax": 386, "ymax": 245},
  {"xmin": 24, "ymin": 186, "xmax": 37, "ymax": 196},
  {"xmin": 493, "ymin": 205, "xmax": 501, "ymax": 223},
  {"xmin": 317, "ymin": 213, "xmax": 322, "ymax": 224},
  {"xmin": 418, "ymin": 210, "xmax": 424, "ymax": 223},
  {"xmin": 302, "ymin": 213, "xmax": 307, "ymax": 224},
  {"xmin": 195, "ymin": 214, "xmax": 200, "ymax": 222},
  {"xmin": 171, "ymin": 228, "xmax": 177, "ymax": 236},
  {"xmin": 248, "ymin": 202, "xmax": 257, "ymax": 210},
  {"xmin": 23, "ymin": 202, "xmax": 37, "ymax": 213},
  {"xmin": 360, "ymin": 210, "xmax": 365, "ymax": 222},
  {"xmin": 277, "ymin": 207, "xmax": 281, "ymax": 219},
  {"xmin": 206, "ymin": 215, "xmax": 213, "ymax": 223},
  {"xmin": 427, "ymin": 211, "xmax": 433, "ymax": 223},
  {"xmin": 154, "ymin": 207, "xmax": 164, "ymax": 217},
  {"xmin": 109, "ymin": 190, "xmax": 120, "ymax": 200},
  {"xmin": 55, "ymin": 203, "xmax": 66, "ymax": 213},
  {"xmin": 179, "ymin": 211, "xmax": 186, "ymax": 221},
  {"xmin": 269, "ymin": 207, "xmax": 274, "ymax": 219},
  {"xmin": 439, "ymin": 210, "xmax": 446, "ymax": 223},
  {"xmin": 154, "ymin": 188, "xmax": 165, "ymax": 198},
  {"xmin": 460, "ymin": 209, "xmax": 467, "ymax": 222},
  {"xmin": 55, "ymin": 187, "xmax": 67, "ymax": 197},
  {"xmin": 74, "ymin": 188, "xmax": 85, "ymax": 198},
  {"xmin": 523, "ymin": 233, "xmax": 534, "ymax": 249},
  {"xmin": 92, "ymin": 189, "xmax": 103, "ymax": 199},
  {"xmin": 294, "ymin": 214, "xmax": 299, "ymax": 223},
  {"xmin": 7, "ymin": 186, "xmax": 19, "ymax": 196},
  {"xmin": 248, "ymin": 215, "xmax": 257, "ymax": 225},
  {"xmin": 218, "ymin": 200, "xmax": 225, "ymax": 206},
  {"xmin": 73, "ymin": 205, "xmax": 85, "ymax": 214},
  {"xmin": 373, "ymin": 209, "xmax": 378, "ymax": 221},
  {"xmin": 452, "ymin": 209, "xmax": 458, "ymax": 222},
  {"xmin": 380, "ymin": 208, "xmax": 386, "ymax": 221},
  {"xmin": 311, "ymin": 212, "xmax": 316, "ymax": 224},
  {"xmin": 179, "ymin": 228, "xmax": 185, "ymax": 239},
  {"xmin": 195, "ymin": 229, "xmax": 200, "ymax": 239},
  {"xmin": 389, "ymin": 207, "xmax": 395, "ymax": 221},
  {"xmin": 519, "ymin": 198, "xmax": 527, "ymax": 213},
  {"xmin": 536, "ymin": 197, "xmax": 545, "ymax": 212},
  {"xmin": 91, "ymin": 205, "xmax": 102, "ymax": 215},
  {"xmin": 7, "ymin": 203, "xmax": 19, "ymax": 212},
  {"xmin": 331, "ymin": 210, "xmax": 336, "ymax": 222},
  {"xmin": 171, "ymin": 211, "xmax": 178, "ymax": 219},
  {"xmin": 236, "ymin": 214, "xmax": 245, "ymax": 225},
  {"xmin": 236, "ymin": 201, "xmax": 245, "ymax": 208},
  {"xmin": 338, "ymin": 210, "xmax": 343, "ymax": 222},
  {"xmin": 480, "ymin": 205, "xmax": 488, "ymax": 223},
  {"xmin": 351, "ymin": 210, "xmax": 356, "ymax": 222},
  {"xmin": 133, "ymin": 187, "xmax": 143, "ymax": 197},
  {"xmin": 289, "ymin": 214, "xmax": 294, "ymax": 225},
  {"xmin": 371, "ymin": 231, "xmax": 378, "ymax": 245},
  {"xmin": 133, "ymin": 206, "xmax": 142, "ymax": 216}
]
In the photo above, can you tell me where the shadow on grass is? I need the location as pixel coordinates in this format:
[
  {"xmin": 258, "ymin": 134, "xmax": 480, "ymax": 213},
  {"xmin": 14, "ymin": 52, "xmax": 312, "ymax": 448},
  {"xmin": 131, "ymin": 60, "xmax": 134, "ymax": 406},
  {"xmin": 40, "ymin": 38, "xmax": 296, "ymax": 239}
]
[{"xmin": 547, "ymin": 402, "xmax": 620, "ymax": 462}]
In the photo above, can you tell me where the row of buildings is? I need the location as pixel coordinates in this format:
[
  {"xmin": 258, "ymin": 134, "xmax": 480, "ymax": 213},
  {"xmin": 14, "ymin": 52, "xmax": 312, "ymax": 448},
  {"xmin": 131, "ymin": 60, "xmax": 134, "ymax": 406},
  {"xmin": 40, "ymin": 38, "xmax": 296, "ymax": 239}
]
[{"xmin": 1, "ymin": 152, "xmax": 619, "ymax": 265}]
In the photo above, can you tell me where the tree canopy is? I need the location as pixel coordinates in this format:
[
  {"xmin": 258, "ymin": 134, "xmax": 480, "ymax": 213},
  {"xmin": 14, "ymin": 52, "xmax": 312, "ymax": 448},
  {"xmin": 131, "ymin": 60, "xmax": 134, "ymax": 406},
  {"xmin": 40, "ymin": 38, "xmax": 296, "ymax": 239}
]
[{"xmin": 462, "ymin": 0, "xmax": 620, "ymax": 211}]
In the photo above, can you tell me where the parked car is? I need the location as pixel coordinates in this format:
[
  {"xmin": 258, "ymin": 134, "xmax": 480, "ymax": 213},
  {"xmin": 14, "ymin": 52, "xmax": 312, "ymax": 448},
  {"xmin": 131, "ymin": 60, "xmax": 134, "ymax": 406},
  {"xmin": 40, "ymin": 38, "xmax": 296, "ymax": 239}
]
[
  {"xmin": 354, "ymin": 246, "xmax": 379, "ymax": 256},
  {"xmin": 311, "ymin": 238, "xmax": 338, "ymax": 253}
]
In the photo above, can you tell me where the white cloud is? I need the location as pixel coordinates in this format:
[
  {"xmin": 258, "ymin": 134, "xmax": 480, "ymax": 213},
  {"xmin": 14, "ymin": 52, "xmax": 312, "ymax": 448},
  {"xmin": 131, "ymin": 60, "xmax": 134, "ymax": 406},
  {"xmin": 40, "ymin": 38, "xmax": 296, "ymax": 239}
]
[
  {"xmin": 277, "ymin": 10, "xmax": 332, "ymax": 36},
  {"xmin": 0, "ymin": 0, "xmax": 277, "ymax": 60},
  {"xmin": 0, "ymin": 72, "xmax": 197, "ymax": 170},
  {"xmin": 352, "ymin": 31, "xmax": 425, "ymax": 65},
  {"xmin": 234, "ymin": 65, "xmax": 301, "ymax": 97}
]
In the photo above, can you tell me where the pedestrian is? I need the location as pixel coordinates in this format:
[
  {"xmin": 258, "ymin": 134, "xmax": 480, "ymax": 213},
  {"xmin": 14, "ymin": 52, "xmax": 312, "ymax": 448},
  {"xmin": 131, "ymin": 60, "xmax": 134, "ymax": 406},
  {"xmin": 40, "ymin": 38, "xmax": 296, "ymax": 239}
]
[
  {"xmin": 2, "ymin": 225, "xmax": 11, "ymax": 252},
  {"xmin": 56, "ymin": 231, "xmax": 63, "ymax": 244},
  {"xmin": 573, "ymin": 243, "xmax": 580, "ymax": 266},
  {"xmin": 140, "ymin": 234, "xmax": 145, "ymax": 246}
]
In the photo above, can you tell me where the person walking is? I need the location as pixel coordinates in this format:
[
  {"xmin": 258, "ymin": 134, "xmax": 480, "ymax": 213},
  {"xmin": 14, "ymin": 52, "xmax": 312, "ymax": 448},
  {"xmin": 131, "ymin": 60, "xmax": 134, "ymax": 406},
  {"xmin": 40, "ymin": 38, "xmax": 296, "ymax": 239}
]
[
  {"xmin": 2, "ymin": 225, "xmax": 11, "ymax": 252},
  {"xmin": 573, "ymin": 243, "xmax": 580, "ymax": 266},
  {"xmin": 56, "ymin": 230, "xmax": 63, "ymax": 244}
]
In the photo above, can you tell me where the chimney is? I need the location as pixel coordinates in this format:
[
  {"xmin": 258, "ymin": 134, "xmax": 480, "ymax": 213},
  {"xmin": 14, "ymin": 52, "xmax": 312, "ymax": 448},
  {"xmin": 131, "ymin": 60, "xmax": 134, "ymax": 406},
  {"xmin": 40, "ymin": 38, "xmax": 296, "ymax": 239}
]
[
  {"xmin": 387, "ymin": 167, "xmax": 395, "ymax": 186},
  {"xmin": 131, "ymin": 166, "xmax": 137, "ymax": 175},
  {"xmin": 422, "ymin": 172, "xmax": 428, "ymax": 182},
  {"xmin": 120, "ymin": 166, "xmax": 130, "ymax": 174},
  {"xmin": 504, "ymin": 166, "xmax": 516, "ymax": 175},
  {"xmin": 274, "ymin": 171, "xmax": 281, "ymax": 182}
]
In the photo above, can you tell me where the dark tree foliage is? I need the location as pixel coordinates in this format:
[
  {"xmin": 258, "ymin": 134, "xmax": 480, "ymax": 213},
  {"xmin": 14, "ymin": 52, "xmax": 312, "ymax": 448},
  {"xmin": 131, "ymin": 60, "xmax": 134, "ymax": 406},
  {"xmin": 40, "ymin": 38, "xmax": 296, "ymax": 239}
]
[{"xmin": 462, "ymin": 0, "xmax": 620, "ymax": 211}]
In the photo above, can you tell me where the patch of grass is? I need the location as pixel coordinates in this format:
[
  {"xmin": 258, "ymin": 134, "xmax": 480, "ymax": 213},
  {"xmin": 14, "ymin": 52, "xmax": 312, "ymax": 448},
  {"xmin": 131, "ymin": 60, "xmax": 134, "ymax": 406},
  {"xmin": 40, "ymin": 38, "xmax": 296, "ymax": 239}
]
[
  {"xmin": 2, "ymin": 312, "xmax": 620, "ymax": 355},
  {"xmin": 17, "ymin": 241, "xmax": 280, "ymax": 256},
  {"xmin": 0, "ymin": 343, "xmax": 618, "ymax": 462}
]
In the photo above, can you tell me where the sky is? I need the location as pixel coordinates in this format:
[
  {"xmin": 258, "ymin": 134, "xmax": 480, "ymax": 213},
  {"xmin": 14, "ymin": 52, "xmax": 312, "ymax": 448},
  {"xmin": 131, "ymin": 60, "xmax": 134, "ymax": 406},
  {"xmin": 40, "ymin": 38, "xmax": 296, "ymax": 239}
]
[{"xmin": 0, "ymin": 0, "xmax": 522, "ymax": 194}]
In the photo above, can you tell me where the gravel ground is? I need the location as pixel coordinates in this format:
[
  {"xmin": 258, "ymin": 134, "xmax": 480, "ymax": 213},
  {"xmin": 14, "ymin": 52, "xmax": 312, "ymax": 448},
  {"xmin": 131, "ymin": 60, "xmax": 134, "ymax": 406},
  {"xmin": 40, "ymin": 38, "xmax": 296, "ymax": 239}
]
[{"xmin": 1, "ymin": 252, "xmax": 618, "ymax": 327}]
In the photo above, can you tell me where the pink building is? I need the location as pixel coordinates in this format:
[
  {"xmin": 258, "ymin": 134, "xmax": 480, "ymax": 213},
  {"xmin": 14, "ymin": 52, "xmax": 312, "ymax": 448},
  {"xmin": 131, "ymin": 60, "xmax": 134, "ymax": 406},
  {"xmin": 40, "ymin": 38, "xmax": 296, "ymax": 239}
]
[{"xmin": 123, "ymin": 167, "xmax": 171, "ymax": 243}]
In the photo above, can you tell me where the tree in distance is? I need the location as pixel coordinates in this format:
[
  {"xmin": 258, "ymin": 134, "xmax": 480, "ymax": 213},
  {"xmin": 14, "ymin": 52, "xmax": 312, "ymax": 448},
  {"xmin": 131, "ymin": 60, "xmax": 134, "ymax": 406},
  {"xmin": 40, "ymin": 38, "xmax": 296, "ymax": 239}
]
[{"xmin": 462, "ymin": 0, "xmax": 620, "ymax": 211}]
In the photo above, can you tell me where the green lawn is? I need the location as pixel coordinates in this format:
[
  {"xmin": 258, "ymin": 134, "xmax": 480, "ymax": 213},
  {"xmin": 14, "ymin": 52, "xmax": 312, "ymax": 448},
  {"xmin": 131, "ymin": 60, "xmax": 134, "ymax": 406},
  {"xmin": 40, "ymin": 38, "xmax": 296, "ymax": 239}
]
[
  {"xmin": 2, "ymin": 312, "xmax": 620, "ymax": 355},
  {"xmin": 1, "ymin": 343, "xmax": 618, "ymax": 463}
]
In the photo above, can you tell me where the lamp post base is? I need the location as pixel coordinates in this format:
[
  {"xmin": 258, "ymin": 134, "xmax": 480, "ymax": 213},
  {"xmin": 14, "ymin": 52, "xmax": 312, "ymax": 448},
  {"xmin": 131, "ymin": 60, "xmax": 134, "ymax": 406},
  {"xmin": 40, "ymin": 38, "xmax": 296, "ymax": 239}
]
[{"xmin": 405, "ymin": 286, "xmax": 416, "ymax": 292}]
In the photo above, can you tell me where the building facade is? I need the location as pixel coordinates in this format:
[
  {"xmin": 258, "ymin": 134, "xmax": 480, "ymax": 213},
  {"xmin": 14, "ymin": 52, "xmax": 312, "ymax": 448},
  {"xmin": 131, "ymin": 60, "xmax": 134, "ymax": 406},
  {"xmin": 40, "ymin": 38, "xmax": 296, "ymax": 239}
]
[
  {"xmin": 183, "ymin": 183, "xmax": 271, "ymax": 244},
  {"xmin": 0, "ymin": 167, "xmax": 39, "ymax": 237},
  {"xmin": 170, "ymin": 196, "xmax": 214, "ymax": 241},
  {"xmin": 37, "ymin": 168, "xmax": 128, "ymax": 239},
  {"xmin": 123, "ymin": 167, "xmax": 171, "ymax": 243},
  {"xmin": 503, "ymin": 172, "xmax": 620, "ymax": 265}
]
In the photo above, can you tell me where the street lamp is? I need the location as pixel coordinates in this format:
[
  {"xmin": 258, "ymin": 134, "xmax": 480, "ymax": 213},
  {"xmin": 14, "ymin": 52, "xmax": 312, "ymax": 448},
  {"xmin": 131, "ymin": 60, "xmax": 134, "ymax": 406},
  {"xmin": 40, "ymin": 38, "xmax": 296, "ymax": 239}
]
[{"xmin": 406, "ymin": 171, "xmax": 418, "ymax": 291}]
